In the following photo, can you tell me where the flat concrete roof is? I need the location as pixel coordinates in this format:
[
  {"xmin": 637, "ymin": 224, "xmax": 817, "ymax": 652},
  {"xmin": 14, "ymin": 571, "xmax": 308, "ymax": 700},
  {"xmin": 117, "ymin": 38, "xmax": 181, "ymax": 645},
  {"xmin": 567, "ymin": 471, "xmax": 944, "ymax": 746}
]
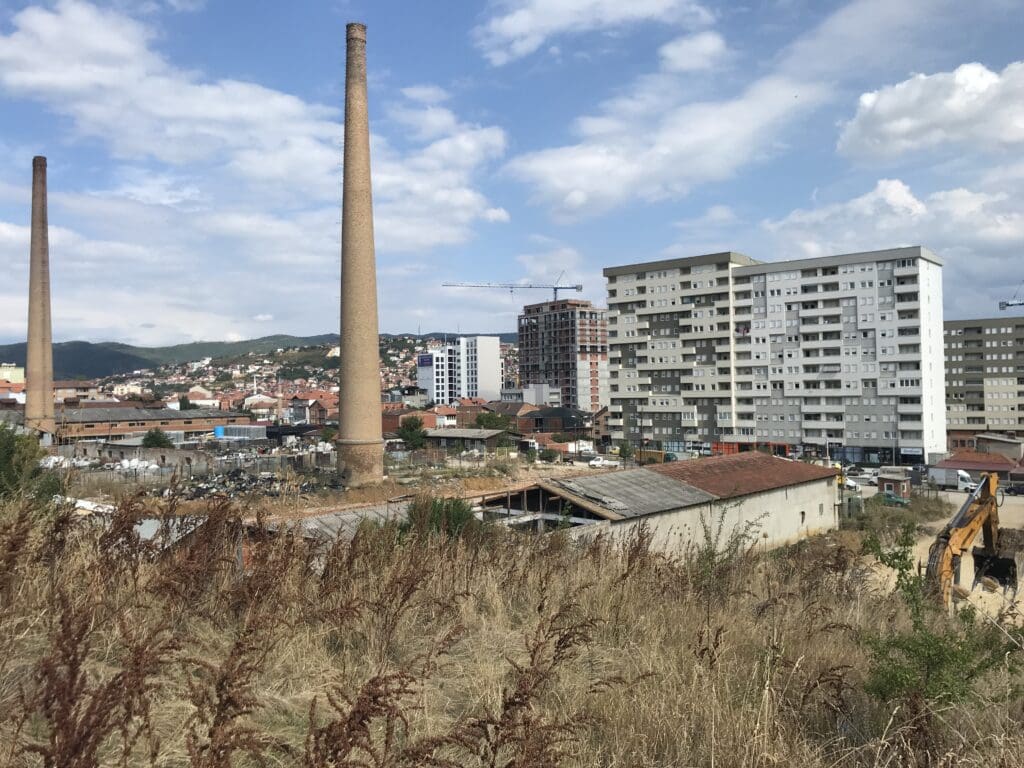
[
  {"xmin": 733, "ymin": 246, "xmax": 941, "ymax": 275},
  {"xmin": 603, "ymin": 251, "xmax": 759, "ymax": 278}
]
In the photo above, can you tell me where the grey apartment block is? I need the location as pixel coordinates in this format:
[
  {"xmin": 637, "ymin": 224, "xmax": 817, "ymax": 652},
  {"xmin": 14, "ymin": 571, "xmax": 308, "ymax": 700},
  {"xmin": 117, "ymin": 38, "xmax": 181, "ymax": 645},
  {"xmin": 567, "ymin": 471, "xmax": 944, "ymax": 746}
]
[
  {"xmin": 605, "ymin": 246, "xmax": 946, "ymax": 464},
  {"xmin": 944, "ymin": 315, "xmax": 1024, "ymax": 448}
]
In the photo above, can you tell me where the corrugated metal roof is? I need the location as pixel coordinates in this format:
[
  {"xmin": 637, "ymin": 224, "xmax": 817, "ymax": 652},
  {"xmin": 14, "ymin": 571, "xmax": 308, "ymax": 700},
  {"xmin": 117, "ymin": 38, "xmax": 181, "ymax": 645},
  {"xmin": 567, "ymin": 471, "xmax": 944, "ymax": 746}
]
[
  {"xmin": 264, "ymin": 502, "xmax": 409, "ymax": 541},
  {"xmin": 548, "ymin": 469, "xmax": 714, "ymax": 519},
  {"xmin": 649, "ymin": 453, "xmax": 836, "ymax": 499},
  {"xmin": 57, "ymin": 407, "xmax": 242, "ymax": 423},
  {"xmin": 425, "ymin": 428, "xmax": 505, "ymax": 439}
]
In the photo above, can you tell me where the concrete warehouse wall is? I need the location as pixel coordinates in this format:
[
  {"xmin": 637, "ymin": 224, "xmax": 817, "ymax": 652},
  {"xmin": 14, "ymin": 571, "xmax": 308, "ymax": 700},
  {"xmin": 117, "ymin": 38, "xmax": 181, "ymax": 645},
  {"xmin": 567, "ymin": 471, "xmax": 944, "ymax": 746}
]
[{"xmin": 571, "ymin": 478, "xmax": 838, "ymax": 556}]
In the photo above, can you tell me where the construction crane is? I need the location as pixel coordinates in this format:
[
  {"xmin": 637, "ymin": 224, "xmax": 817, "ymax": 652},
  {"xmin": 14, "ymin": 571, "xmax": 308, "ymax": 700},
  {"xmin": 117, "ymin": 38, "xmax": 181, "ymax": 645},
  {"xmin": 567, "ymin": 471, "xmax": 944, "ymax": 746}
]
[
  {"xmin": 441, "ymin": 281, "xmax": 583, "ymax": 301},
  {"xmin": 1000, "ymin": 280, "xmax": 1024, "ymax": 310}
]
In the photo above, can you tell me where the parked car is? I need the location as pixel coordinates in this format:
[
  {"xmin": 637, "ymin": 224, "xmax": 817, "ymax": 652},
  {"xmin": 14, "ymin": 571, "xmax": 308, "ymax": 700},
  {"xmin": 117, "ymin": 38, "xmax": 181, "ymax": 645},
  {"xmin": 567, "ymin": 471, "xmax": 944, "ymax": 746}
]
[
  {"xmin": 1005, "ymin": 483, "xmax": 1024, "ymax": 496},
  {"xmin": 841, "ymin": 477, "xmax": 860, "ymax": 492},
  {"xmin": 589, "ymin": 456, "xmax": 620, "ymax": 469},
  {"xmin": 843, "ymin": 465, "xmax": 864, "ymax": 477},
  {"xmin": 882, "ymin": 490, "xmax": 911, "ymax": 508}
]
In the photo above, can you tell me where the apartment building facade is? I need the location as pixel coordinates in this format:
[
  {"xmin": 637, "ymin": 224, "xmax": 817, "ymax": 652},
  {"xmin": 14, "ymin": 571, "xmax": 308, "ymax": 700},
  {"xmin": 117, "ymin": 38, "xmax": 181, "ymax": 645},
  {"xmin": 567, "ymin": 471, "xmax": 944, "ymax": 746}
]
[
  {"xmin": 945, "ymin": 316, "xmax": 1024, "ymax": 448},
  {"xmin": 415, "ymin": 336, "xmax": 502, "ymax": 405},
  {"xmin": 605, "ymin": 246, "xmax": 946, "ymax": 464},
  {"xmin": 517, "ymin": 299, "xmax": 609, "ymax": 413}
]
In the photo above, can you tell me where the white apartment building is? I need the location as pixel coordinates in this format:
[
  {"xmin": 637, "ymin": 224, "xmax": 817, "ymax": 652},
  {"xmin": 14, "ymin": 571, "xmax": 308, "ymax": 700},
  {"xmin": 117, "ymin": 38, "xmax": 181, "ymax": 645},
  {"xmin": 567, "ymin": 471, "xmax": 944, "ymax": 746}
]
[
  {"xmin": 416, "ymin": 336, "xmax": 502, "ymax": 404},
  {"xmin": 604, "ymin": 246, "xmax": 946, "ymax": 465}
]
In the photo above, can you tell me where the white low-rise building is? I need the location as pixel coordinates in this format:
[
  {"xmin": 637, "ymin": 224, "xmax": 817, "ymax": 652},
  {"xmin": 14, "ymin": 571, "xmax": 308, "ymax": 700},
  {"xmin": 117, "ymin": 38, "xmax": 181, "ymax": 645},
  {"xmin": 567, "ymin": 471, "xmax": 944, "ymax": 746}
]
[{"xmin": 477, "ymin": 452, "xmax": 838, "ymax": 554}]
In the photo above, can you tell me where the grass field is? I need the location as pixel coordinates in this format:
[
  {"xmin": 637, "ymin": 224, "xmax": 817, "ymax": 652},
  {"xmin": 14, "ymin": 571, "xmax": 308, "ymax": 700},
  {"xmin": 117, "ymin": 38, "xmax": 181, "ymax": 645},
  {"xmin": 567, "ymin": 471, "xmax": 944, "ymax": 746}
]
[{"xmin": 2, "ymin": 491, "xmax": 1024, "ymax": 767}]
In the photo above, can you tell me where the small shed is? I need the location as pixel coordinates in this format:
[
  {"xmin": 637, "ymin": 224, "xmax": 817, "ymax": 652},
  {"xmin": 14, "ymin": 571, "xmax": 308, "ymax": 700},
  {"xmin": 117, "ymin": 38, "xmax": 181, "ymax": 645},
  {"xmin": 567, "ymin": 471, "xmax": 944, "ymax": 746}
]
[{"xmin": 878, "ymin": 468, "xmax": 911, "ymax": 497}]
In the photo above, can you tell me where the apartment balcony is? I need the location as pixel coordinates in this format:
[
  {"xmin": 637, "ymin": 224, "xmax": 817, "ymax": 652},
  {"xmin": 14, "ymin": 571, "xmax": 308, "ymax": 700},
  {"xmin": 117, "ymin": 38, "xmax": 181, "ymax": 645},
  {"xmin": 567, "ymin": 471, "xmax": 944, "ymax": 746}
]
[
  {"xmin": 799, "ymin": 304, "xmax": 843, "ymax": 318},
  {"xmin": 893, "ymin": 264, "xmax": 920, "ymax": 277},
  {"xmin": 679, "ymin": 412, "xmax": 699, "ymax": 428},
  {"xmin": 801, "ymin": 337, "xmax": 843, "ymax": 349},
  {"xmin": 810, "ymin": 403, "xmax": 846, "ymax": 413}
]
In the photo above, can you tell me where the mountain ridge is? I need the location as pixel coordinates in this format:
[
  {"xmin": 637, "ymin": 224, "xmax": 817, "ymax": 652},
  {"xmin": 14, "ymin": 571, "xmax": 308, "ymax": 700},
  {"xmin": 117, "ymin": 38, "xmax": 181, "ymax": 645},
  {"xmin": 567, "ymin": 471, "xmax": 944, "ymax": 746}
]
[{"xmin": 0, "ymin": 331, "xmax": 517, "ymax": 379}]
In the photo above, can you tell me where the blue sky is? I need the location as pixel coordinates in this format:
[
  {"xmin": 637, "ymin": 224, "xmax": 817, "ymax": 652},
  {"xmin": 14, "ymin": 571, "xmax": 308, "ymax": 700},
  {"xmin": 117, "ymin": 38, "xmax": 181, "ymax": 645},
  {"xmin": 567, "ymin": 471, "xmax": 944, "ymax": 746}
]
[{"xmin": 1, "ymin": 0, "xmax": 1022, "ymax": 345}]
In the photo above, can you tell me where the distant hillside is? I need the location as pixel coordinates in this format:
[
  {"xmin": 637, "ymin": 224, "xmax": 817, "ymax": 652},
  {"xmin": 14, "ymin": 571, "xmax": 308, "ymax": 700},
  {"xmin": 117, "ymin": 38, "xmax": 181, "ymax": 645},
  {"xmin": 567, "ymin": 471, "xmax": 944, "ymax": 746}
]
[
  {"xmin": 0, "ymin": 331, "xmax": 517, "ymax": 379},
  {"xmin": 0, "ymin": 341, "xmax": 155, "ymax": 379},
  {"xmin": 101, "ymin": 334, "xmax": 340, "ymax": 366}
]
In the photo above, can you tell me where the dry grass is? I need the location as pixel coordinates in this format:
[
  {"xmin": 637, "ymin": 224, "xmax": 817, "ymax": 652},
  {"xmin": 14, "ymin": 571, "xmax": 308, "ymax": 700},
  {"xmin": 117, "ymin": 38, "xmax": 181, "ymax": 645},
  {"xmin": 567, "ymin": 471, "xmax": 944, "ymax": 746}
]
[{"xmin": 1, "ymin": 492, "xmax": 1023, "ymax": 767}]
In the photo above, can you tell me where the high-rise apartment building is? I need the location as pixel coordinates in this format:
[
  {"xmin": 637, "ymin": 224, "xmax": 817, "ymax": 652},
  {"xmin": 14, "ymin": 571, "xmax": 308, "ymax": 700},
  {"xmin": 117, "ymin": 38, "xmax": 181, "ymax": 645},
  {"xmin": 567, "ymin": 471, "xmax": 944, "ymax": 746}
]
[
  {"xmin": 604, "ymin": 246, "xmax": 946, "ymax": 464},
  {"xmin": 416, "ymin": 336, "xmax": 502, "ymax": 405},
  {"xmin": 517, "ymin": 299, "xmax": 609, "ymax": 413},
  {"xmin": 944, "ymin": 316, "xmax": 1024, "ymax": 448}
]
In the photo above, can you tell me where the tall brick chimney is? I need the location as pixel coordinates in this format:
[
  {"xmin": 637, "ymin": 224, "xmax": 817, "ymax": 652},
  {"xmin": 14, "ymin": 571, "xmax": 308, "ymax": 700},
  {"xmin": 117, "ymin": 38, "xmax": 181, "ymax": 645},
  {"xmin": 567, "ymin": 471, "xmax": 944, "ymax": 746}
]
[
  {"xmin": 25, "ymin": 156, "xmax": 55, "ymax": 439},
  {"xmin": 337, "ymin": 23, "xmax": 383, "ymax": 486}
]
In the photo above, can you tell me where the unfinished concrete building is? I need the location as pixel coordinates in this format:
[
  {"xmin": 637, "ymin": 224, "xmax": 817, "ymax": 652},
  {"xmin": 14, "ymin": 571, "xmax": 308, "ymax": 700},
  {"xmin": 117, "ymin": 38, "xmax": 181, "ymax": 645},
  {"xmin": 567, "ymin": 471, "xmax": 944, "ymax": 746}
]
[{"xmin": 518, "ymin": 299, "xmax": 608, "ymax": 413}]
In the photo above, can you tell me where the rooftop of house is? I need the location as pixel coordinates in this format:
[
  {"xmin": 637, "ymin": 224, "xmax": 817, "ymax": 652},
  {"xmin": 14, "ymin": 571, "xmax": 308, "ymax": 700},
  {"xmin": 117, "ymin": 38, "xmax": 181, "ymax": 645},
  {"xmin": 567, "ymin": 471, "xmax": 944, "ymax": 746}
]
[
  {"xmin": 934, "ymin": 450, "xmax": 1017, "ymax": 471},
  {"xmin": 649, "ymin": 452, "xmax": 838, "ymax": 499}
]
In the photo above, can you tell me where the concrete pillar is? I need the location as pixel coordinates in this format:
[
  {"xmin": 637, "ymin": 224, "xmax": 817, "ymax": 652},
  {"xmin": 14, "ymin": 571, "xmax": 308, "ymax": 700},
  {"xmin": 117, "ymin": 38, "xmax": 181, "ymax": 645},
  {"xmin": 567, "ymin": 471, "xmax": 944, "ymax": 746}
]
[
  {"xmin": 337, "ymin": 23, "xmax": 383, "ymax": 486},
  {"xmin": 25, "ymin": 156, "xmax": 55, "ymax": 438}
]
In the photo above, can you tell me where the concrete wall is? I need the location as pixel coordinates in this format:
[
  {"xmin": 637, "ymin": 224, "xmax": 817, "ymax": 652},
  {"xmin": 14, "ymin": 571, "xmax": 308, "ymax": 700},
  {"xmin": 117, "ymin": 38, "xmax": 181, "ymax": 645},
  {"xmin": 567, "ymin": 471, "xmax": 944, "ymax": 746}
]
[
  {"xmin": 571, "ymin": 478, "xmax": 838, "ymax": 556},
  {"xmin": 63, "ymin": 442, "xmax": 214, "ymax": 474}
]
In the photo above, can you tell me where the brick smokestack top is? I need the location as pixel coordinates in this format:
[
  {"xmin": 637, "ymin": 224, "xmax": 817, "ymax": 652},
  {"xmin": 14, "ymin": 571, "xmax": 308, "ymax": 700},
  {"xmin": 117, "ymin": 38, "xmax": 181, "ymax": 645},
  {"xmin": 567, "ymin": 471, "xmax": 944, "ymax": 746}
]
[
  {"xmin": 337, "ymin": 22, "xmax": 384, "ymax": 486},
  {"xmin": 25, "ymin": 155, "xmax": 55, "ymax": 438}
]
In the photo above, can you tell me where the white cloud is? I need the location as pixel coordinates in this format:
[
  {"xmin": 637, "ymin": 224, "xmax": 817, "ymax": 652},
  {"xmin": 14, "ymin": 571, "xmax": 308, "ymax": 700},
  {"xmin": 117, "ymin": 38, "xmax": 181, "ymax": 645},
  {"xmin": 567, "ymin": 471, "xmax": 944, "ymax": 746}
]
[
  {"xmin": 253, "ymin": 313, "xmax": 273, "ymax": 322},
  {"xmin": 0, "ymin": 2, "xmax": 510, "ymax": 343},
  {"xmin": 507, "ymin": 75, "xmax": 824, "ymax": 217},
  {"xmin": 762, "ymin": 178, "xmax": 1024, "ymax": 318},
  {"xmin": 506, "ymin": 0, "xmax": 977, "ymax": 220},
  {"xmin": 839, "ymin": 61, "xmax": 1024, "ymax": 158},
  {"xmin": 473, "ymin": 0, "xmax": 712, "ymax": 66},
  {"xmin": 400, "ymin": 84, "xmax": 449, "ymax": 104},
  {"xmin": 658, "ymin": 31, "xmax": 727, "ymax": 72}
]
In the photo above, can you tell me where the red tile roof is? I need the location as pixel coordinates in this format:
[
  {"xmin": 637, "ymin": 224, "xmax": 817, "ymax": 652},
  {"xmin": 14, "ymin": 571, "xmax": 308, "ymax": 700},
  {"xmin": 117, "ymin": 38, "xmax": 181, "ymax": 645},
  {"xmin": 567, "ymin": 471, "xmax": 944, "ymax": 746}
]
[
  {"xmin": 934, "ymin": 450, "xmax": 1016, "ymax": 471},
  {"xmin": 648, "ymin": 452, "xmax": 837, "ymax": 499}
]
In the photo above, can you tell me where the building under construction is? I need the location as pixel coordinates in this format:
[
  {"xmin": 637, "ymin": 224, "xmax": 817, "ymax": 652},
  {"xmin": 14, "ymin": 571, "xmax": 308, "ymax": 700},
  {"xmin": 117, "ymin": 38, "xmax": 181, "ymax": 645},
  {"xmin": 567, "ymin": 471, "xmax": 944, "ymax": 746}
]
[{"xmin": 517, "ymin": 299, "xmax": 608, "ymax": 413}]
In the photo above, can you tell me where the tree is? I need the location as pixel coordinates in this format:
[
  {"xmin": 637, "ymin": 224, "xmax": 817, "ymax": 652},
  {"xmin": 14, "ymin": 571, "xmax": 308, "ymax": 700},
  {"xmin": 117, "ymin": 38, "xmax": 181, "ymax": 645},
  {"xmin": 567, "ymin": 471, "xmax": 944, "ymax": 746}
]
[
  {"xmin": 618, "ymin": 441, "xmax": 634, "ymax": 459},
  {"xmin": 178, "ymin": 395, "xmax": 197, "ymax": 410},
  {"xmin": 397, "ymin": 416, "xmax": 427, "ymax": 450},
  {"xmin": 475, "ymin": 411, "xmax": 511, "ymax": 431},
  {"xmin": 142, "ymin": 428, "xmax": 174, "ymax": 449},
  {"xmin": 0, "ymin": 423, "xmax": 52, "ymax": 499}
]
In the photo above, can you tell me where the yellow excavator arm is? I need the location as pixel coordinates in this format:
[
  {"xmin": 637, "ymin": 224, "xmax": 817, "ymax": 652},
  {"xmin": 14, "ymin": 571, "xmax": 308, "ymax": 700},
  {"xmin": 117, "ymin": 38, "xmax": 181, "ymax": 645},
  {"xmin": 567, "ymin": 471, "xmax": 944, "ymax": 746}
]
[{"xmin": 925, "ymin": 473, "xmax": 1000, "ymax": 606}]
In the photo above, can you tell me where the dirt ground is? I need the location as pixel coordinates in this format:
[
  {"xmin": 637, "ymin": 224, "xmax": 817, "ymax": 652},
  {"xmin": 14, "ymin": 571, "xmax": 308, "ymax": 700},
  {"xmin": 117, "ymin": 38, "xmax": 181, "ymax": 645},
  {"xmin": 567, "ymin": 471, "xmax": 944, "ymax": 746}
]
[{"xmin": 859, "ymin": 484, "xmax": 1024, "ymax": 619}]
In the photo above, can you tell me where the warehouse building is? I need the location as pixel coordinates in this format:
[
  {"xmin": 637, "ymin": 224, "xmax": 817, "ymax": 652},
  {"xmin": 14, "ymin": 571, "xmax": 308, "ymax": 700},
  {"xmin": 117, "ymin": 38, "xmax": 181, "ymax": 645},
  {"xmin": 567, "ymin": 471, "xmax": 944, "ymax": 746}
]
[
  {"xmin": 476, "ymin": 452, "xmax": 838, "ymax": 554},
  {"xmin": 54, "ymin": 407, "xmax": 250, "ymax": 442}
]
